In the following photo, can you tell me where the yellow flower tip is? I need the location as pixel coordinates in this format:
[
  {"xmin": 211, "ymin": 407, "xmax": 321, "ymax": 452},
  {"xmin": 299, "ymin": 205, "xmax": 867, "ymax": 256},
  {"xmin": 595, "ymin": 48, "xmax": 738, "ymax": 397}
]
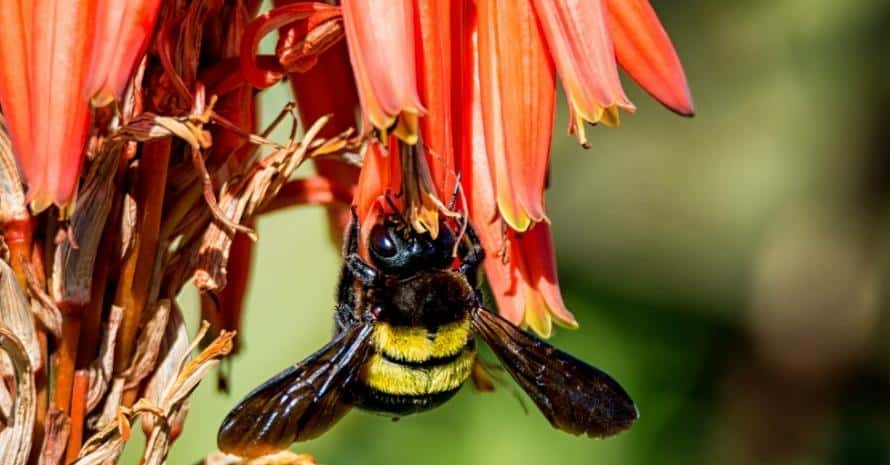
[
  {"xmin": 524, "ymin": 302, "xmax": 553, "ymax": 339},
  {"xmin": 29, "ymin": 195, "xmax": 53, "ymax": 215},
  {"xmin": 393, "ymin": 111, "xmax": 420, "ymax": 145},
  {"xmin": 599, "ymin": 105, "xmax": 622, "ymax": 128},
  {"xmin": 554, "ymin": 311, "xmax": 579, "ymax": 329},
  {"xmin": 498, "ymin": 201, "xmax": 533, "ymax": 233},
  {"xmin": 90, "ymin": 89, "xmax": 115, "ymax": 108},
  {"xmin": 370, "ymin": 113, "xmax": 398, "ymax": 139}
]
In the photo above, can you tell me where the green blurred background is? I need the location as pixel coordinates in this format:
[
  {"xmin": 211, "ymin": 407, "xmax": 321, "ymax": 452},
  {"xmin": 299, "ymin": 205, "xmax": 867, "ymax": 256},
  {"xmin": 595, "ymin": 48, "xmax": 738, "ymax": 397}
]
[{"xmin": 135, "ymin": 1, "xmax": 890, "ymax": 463}]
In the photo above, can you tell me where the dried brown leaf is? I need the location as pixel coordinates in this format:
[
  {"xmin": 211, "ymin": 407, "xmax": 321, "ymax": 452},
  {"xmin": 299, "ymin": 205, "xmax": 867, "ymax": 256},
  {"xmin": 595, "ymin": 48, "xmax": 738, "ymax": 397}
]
[
  {"xmin": 123, "ymin": 299, "xmax": 171, "ymax": 390},
  {"xmin": 115, "ymin": 113, "xmax": 205, "ymax": 149},
  {"xmin": 37, "ymin": 407, "xmax": 71, "ymax": 465},
  {"xmin": 85, "ymin": 305, "xmax": 123, "ymax": 414},
  {"xmin": 192, "ymin": 116, "xmax": 332, "ymax": 292},
  {"xmin": 72, "ymin": 408, "xmax": 131, "ymax": 465},
  {"xmin": 0, "ymin": 327, "xmax": 36, "ymax": 465},
  {"xmin": 0, "ymin": 259, "xmax": 40, "ymax": 370},
  {"xmin": 0, "ymin": 378, "xmax": 11, "ymax": 428},
  {"xmin": 51, "ymin": 147, "xmax": 121, "ymax": 306},
  {"xmin": 142, "ymin": 301, "xmax": 189, "ymax": 433},
  {"xmin": 23, "ymin": 262, "xmax": 62, "ymax": 338},
  {"xmin": 140, "ymin": 323, "xmax": 234, "ymax": 465},
  {"xmin": 0, "ymin": 114, "xmax": 27, "ymax": 223},
  {"xmin": 120, "ymin": 192, "xmax": 138, "ymax": 260},
  {"xmin": 91, "ymin": 377, "xmax": 124, "ymax": 432}
]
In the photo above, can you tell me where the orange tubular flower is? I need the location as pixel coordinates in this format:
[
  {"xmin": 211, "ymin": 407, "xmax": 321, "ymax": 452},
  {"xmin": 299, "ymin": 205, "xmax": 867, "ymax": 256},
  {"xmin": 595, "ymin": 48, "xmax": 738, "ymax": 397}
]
[
  {"xmin": 531, "ymin": 0, "xmax": 633, "ymax": 147},
  {"xmin": 532, "ymin": 0, "xmax": 693, "ymax": 146},
  {"xmin": 87, "ymin": 0, "xmax": 163, "ymax": 106},
  {"xmin": 0, "ymin": 0, "xmax": 163, "ymax": 210},
  {"xmin": 477, "ymin": 0, "xmax": 555, "ymax": 232},
  {"xmin": 606, "ymin": 0, "xmax": 694, "ymax": 116},
  {"xmin": 0, "ymin": 0, "xmax": 93, "ymax": 211},
  {"xmin": 341, "ymin": 0, "xmax": 424, "ymax": 143},
  {"xmin": 459, "ymin": 40, "xmax": 573, "ymax": 334},
  {"xmin": 247, "ymin": 0, "xmax": 692, "ymax": 337}
]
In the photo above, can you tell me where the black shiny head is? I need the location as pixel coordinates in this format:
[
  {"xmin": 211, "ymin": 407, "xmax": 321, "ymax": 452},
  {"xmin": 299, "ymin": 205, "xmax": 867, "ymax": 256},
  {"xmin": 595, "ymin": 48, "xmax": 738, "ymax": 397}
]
[{"xmin": 368, "ymin": 218, "xmax": 454, "ymax": 276}]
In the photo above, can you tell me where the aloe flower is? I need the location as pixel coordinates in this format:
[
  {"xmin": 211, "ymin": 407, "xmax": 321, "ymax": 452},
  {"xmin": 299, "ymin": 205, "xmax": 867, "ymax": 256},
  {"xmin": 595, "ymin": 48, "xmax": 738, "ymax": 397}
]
[
  {"xmin": 241, "ymin": 0, "xmax": 694, "ymax": 337},
  {"xmin": 0, "ymin": 0, "xmax": 161, "ymax": 210}
]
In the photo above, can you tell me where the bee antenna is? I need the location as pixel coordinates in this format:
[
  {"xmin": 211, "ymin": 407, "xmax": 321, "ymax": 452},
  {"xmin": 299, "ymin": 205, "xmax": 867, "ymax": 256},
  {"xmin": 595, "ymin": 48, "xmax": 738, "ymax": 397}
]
[
  {"xmin": 448, "ymin": 173, "xmax": 463, "ymax": 211},
  {"xmin": 448, "ymin": 179, "xmax": 470, "ymax": 257}
]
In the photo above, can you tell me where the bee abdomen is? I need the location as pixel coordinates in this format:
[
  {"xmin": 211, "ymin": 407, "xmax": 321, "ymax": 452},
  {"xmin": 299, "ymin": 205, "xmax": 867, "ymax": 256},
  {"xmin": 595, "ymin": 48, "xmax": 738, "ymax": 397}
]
[
  {"xmin": 370, "ymin": 319, "xmax": 470, "ymax": 363},
  {"xmin": 355, "ymin": 319, "xmax": 475, "ymax": 415},
  {"xmin": 355, "ymin": 384, "xmax": 462, "ymax": 416}
]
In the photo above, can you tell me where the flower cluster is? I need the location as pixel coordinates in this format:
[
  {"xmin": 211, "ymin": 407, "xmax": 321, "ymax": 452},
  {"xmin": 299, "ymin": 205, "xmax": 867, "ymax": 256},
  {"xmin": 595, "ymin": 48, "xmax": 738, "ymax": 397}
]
[
  {"xmin": 0, "ymin": 0, "xmax": 691, "ymax": 462},
  {"xmin": 244, "ymin": 0, "xmax": 693, "ymax": 336}
]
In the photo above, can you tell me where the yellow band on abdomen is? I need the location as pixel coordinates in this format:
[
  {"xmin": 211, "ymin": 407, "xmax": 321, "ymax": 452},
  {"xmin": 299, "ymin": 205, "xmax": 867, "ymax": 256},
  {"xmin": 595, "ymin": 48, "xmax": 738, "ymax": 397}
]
[
  {"xmin": 371, "ymin": 318, "xmax": 470, "ymax": 363},
  {"xmin": 363, "ymin": 348, "xmax": 475, "ymax": 396}
]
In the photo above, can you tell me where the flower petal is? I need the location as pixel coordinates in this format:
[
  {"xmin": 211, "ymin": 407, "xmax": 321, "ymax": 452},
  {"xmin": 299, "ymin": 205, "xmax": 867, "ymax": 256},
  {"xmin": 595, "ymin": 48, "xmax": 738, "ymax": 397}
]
[
  {"xmin": 516, "ymin": 223, "xmax": 577, "ymax": 328},
  {"xmin": 354, "ymin": 138, "xmax": 401, "ymax": 223},
  {"xmin": 484, "ymin": 252, "xmax": 524, "ymax": 325},
  {"xmin": 87, "ymin": 0, "xmax": 162, "ymax": 106},
  {"xmin": 605, "ymin": 0, "xmax": 694, "ymax": 116},
  {"xmin": 478, "ymin": 0, "xmax": 555, "ymax": 231},
  {"xmin": 455, "ymin": 11, "xmax": 523, "ymax": 326},
  {"xmin": 0, "ymin": 0, "xmax": 35, "ymax": 198},
  {"xmin": 26, "ymin": 0, "xmax": 96, "ymax": 209},
  {"xmin": 414, "ymin": 0, "xmax": 460, "ymax": 203},
  {"xmin": 532, "ymin": 0, "xmax": 635, "ymax": 146},
  {"xmin": 522, "ymin": 284, "xmax": 553, "ymax": 338},
  {"xmin": 240, "ymin": 2, "xmax": 340, "ymax": 89},
  {"xmin": 341, "ymin": 0, "xmax": 424, "ymax": 141}
]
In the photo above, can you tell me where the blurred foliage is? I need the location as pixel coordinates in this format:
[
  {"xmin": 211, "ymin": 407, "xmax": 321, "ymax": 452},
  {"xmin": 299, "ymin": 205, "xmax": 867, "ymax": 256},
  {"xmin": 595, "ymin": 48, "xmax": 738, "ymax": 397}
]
[{"xmin": 124, "ymin": 1, "xmax": 890, "ymax": 464}]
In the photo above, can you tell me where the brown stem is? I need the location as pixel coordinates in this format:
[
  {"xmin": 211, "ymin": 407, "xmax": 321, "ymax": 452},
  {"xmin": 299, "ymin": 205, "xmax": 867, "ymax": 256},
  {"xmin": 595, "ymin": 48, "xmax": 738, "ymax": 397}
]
[
  {"xmin": 114, "ymin": 140, "xmax": 170, "ymax": 381},
  {"xmin": 65, "ymin": 371, "xmax": 88, "ymax": 463},
  {"xmin": 28, "ymin": 238, "xmax": 48, "ymax": 465},
  {"xmin": 29, "ymin": 328, "xmax": 48, "ymax": 465},
  {"xmin": 52, "ymin": 311, "xmax": 82, "ymax": 414},
  {"xmin": 75, "ymin": 222, "xmax": 115, "ymax": 369}
]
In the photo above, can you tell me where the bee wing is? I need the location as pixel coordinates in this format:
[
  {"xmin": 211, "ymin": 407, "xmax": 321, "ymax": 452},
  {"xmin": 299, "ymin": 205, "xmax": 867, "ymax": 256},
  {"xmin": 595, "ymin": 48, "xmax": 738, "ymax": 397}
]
[
  {"xmin": 218, "ymin": 323, "xmax": 373, "ymax": 457},
  {"xmin": 472, "ymin": 308, "xmax": 639, "ymax": 438}
]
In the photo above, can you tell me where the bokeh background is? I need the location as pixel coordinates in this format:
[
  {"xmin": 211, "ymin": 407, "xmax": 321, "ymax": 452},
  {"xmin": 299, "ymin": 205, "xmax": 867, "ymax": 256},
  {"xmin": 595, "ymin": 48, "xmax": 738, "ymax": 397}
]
[{"xmin": 129, "ymin": 1, "xmax": 890, "ymax": 464}]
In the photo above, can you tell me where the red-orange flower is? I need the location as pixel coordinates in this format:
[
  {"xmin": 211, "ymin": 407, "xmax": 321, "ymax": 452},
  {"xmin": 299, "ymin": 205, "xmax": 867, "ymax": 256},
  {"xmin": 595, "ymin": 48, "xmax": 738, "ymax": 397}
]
[
  {"xmin": 0, "ymin": 0, "xmax": 162, "ymax": 210},
  {"xmin": 244, "ymin": 0, "xmax": 692, "ymax": 337},
  {"xmin": 87, "ymin": 0, "xmax": 163, "ymax": 106},
  {"xmin": 341, "ymin": 0, "xmax": 425, "ymax": 143}
]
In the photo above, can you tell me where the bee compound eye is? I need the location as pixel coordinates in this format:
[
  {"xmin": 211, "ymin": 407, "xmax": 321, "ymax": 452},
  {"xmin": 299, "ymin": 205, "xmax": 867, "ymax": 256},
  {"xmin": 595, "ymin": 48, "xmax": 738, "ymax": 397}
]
[{"xmin": 370, "ymin": 225, "xmax": 397, "ymax": 258}]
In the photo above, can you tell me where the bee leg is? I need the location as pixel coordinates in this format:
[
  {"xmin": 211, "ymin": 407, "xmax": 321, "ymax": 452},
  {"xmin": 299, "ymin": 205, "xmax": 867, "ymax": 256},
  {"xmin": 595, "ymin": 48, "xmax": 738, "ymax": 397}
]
[
  {"xmin": 341, "ymin": 207, "xmax": 378, "ymax": 285},
  {"xmin": 458, "ymin": 221, "xmax": 485, "ymax": 281},
  {"xmin": 344, "ymin": 207, "xmax": 361, "ymax": 256},
  {"xmin": 334, "ymin": 302, "xmax": 357, "ymax": 333},
  {"xmin": 346, "ymin": 254, "xmax": 377, "ymax": 286}
]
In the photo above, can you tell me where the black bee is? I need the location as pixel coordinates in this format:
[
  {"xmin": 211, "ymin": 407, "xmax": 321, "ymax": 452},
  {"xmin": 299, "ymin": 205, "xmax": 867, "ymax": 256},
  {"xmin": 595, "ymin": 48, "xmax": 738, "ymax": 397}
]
[{"xmin": 218, "ymin": 211, "xmax": 638, "ymax": 457}]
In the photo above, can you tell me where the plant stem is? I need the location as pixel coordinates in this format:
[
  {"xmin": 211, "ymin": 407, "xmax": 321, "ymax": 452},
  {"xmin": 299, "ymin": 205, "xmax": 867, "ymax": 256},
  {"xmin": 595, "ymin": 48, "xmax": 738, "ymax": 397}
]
[
  {"xmin": 65, "ymin": 371, "xmax": 89, "ymax": 463},
  {"xmin": 52, "ymin": 313, "xmax": 82, "ymax": 413},
  {"xmin": 113, "ymin": 140, "xmax": 170, "ymax": 403}
]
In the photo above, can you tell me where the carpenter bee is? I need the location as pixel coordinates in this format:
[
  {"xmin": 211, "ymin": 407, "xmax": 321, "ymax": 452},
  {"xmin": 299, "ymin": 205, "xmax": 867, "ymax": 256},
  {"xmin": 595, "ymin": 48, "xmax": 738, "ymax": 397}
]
[{"xmin": 218, "ymin": 211, "xmax": 638, "ymax": 457}]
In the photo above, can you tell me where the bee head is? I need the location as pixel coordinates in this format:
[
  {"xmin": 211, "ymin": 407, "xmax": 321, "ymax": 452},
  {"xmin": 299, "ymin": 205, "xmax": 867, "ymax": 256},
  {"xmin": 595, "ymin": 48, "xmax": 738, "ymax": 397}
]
[{"xmin": 368, "ymin": 218, "xmax": 455, "ymax": 276}]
